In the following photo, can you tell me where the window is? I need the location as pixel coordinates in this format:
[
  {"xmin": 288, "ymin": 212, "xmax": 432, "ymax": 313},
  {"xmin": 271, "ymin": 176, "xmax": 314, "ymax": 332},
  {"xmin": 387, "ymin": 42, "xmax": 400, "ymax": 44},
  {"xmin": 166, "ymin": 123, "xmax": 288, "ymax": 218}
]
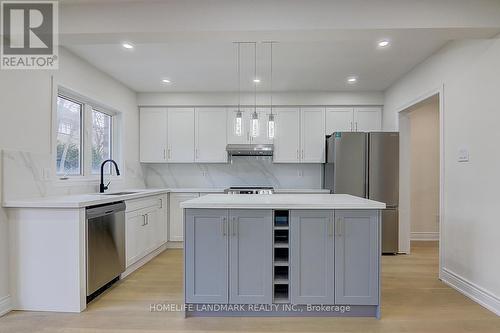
[
  {"xmin": 56, "ymin": 96, "xmax": 82, "ymax": 176},
  {"xmin": 91, "ymin": 109, "xmax": 112, "ymax": 174},
  {"xmin": 55, "ymin": 90, "xmax": 119, "ymax": 178}
]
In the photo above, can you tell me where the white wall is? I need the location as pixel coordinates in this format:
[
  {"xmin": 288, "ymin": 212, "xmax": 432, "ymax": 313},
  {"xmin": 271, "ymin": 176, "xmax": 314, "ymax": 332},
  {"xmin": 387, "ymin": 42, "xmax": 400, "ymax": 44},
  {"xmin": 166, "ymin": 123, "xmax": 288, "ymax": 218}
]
[
  {"xmin": 0, "ymin": 47, "xmax": 142, "ymax": 315},
  {"xmin": 384, "ymin": 38, "xmax": 500, "ymax": 314}
]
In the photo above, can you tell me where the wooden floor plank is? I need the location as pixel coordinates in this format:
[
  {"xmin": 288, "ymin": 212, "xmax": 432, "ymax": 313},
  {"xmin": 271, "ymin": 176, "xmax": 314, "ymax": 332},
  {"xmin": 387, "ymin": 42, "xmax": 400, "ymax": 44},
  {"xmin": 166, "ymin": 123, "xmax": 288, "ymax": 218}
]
[{"xmin": 1, "ymin": 241, "xmax": 499, "ymax": 332}]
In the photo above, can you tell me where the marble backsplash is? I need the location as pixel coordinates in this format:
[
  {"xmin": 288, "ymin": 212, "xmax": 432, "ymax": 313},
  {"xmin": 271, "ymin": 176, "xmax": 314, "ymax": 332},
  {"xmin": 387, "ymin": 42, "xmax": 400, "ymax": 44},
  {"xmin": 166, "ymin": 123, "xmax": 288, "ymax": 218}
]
[
  {"xmin": 2, "ymin": 150, "xmax": 323, "ymax": 201},
  {"xmin": 1, "ymin": 149, "xmax": 145, "ymax": 201},
  {"xmin": 143, "ymin": 156, "xmax": 323, "ymax": 189}
]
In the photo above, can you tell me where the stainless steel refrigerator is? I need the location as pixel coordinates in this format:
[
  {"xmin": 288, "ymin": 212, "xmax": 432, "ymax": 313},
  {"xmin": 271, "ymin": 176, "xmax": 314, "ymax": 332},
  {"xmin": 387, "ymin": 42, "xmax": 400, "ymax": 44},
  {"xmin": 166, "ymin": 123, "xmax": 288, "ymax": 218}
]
[{"xmin": 324, "ymin": 132, "xmax": 399, "ymax": 253}]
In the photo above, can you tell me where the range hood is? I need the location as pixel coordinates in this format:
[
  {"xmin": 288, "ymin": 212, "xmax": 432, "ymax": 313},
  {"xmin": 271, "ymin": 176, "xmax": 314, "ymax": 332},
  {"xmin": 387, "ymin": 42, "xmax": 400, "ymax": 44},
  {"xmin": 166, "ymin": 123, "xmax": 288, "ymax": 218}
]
[{"xmin": 226, "ymin": 144, "xmax": 274, "ymax": 156}]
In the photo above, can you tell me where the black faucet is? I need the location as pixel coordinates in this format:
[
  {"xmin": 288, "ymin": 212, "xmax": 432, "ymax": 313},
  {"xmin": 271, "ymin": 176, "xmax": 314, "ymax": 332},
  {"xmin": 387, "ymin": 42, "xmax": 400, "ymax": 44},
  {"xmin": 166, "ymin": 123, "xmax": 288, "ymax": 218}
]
[{"xmin": 99, "ymin": 159, "xmax": 121, "ymax": 193}]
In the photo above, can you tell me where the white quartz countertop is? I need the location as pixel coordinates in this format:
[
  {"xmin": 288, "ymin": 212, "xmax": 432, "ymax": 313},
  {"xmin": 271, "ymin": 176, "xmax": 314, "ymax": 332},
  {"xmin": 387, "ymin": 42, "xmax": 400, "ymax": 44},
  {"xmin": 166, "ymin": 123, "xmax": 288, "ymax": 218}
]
[
  {"xmin": 181, "ymin": 194, "xmax": 385, "ymax": 210},
  {"xmin": 2, "ymin": 188, "xmax": 331, "ymax": 209},
  {"xmin": 2, "ymin": 189, "xmax": 170, "ymax": 209}
]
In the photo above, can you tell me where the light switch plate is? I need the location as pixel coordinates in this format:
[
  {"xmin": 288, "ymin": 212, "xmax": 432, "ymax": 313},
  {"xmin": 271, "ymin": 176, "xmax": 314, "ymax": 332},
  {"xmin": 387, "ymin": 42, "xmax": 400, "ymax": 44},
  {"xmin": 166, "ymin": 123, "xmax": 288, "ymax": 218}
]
[{"xmin": 458, "ymin": 148, "xmax": 469, "ymax": 162}]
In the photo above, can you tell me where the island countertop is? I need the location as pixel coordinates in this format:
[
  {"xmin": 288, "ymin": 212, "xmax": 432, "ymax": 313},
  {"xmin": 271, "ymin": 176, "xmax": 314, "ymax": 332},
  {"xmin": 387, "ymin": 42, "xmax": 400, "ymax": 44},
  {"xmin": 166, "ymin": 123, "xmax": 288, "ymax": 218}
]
[{"xmin": 180, "ymin": 193, "xmax": 386, "ymax": 210}]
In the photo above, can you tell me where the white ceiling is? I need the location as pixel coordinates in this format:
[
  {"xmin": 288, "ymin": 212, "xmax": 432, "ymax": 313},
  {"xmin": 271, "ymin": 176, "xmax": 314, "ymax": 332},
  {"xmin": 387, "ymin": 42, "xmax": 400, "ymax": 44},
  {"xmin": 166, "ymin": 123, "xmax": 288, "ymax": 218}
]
[{"xmin": 60, "ymin": 0, "xmax": 500, "ymax": 93}]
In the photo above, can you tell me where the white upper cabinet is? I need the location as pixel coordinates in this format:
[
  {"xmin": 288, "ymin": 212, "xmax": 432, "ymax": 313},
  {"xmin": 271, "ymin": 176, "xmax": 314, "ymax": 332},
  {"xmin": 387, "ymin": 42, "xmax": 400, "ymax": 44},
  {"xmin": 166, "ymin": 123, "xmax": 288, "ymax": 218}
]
[
  {"xmin": 195, "ymin": 107, "xmax": 228, "ymax": 163},
  {"xmin": 227, "ymin": 107, "xmax": 250, "ymax": 144},
  {"xmin": 300, "ymin": 107, "xmax": 325, "ymax": 163},
  {"xmin": 353, "ymin": 107, "xmax": 382, "ymax": 132},
  {"xmin": 140, "ymin": 107, "xmax": 168, "ymax": 163},
  {"xmin": 251, "ymin": 108, "xmax": 274, "ymax": 145},
  {"xmin": 273, "ymin": 108, "xmax": 301, "ymax": 163},
  {"xmin": 326, "ymin": 106, "xmax": 382, "ymax": 133},
  {"xmin": 325, "ymin": 107, "xmax": 354, "ymax": 134},
  {"xmin": 139, "ymin": 104, "xmax": 381, "ymax": 164},
  {"xmin": 227, "ymin": 107, "xmax": 273, "ymax": 145},
  {"xmin": 167, "ymin": 108, "xmax": 195, "ymax": 163}
]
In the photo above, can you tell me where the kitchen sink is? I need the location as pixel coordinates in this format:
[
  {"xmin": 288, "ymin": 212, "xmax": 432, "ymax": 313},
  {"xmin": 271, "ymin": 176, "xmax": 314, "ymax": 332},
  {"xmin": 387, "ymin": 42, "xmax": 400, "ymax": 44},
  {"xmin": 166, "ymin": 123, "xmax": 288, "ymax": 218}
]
[{"xmin": 102, "ymin": 191, "xmax": 140, "ymax": 196}]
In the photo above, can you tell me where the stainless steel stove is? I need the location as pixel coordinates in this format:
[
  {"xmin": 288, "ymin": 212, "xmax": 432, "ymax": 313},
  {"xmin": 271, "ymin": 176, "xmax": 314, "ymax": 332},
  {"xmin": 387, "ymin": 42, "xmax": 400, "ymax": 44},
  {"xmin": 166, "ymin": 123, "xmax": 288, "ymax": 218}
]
[{"xmin": 224, "ymin": 186, "xmax": 274, "ymax": 195}]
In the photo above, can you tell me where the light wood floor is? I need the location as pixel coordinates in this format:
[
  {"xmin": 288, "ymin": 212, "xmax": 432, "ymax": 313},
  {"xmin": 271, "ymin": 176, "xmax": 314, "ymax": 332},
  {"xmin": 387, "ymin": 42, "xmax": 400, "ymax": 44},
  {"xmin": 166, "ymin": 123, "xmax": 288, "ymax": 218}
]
[{"xmin": 1, "ymin": 241, "xmax": 500, "ymax": 333}]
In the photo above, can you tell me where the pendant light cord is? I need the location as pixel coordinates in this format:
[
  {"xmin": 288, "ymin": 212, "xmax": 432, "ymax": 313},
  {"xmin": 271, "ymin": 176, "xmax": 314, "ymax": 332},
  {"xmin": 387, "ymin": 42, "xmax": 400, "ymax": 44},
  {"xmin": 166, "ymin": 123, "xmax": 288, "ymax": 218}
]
[
  {"xmin": 270, "ymin": 42, "xmax": 273, "ymax": 115},
  {"xmin": 254, "ymin": 42, "xmax": 257, "ymax": 114},
  {"xmin": 237, "ymin": 42, "xmax": 241, "ymax": 112}
]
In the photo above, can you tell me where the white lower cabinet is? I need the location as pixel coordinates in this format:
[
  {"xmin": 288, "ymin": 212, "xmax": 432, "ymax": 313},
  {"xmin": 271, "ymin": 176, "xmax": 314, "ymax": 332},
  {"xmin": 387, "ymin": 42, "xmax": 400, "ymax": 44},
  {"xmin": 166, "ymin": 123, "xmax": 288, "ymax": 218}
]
[
  {"xmin": 125, "ymin": 195, "xmax": 167, "ymax": 268},
  {"xmin": 168, "ymin": 192, "xmax": 200, "ymax": 242}
]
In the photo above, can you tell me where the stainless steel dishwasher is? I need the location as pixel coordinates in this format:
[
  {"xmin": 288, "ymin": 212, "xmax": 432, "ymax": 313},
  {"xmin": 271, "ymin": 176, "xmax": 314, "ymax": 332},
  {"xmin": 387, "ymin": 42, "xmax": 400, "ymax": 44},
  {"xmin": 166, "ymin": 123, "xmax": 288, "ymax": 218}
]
[{"xmin": 86, "ymin": 201, "xmax": 126, "ymax": 302}]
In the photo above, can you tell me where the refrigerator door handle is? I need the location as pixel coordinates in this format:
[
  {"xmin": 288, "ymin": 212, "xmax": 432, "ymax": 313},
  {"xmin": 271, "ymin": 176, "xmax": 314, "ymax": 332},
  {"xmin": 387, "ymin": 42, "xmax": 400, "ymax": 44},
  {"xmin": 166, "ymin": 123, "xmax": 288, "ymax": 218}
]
[{"xmin": 364, "ymin": 134, "xmax": 369, "ymax": 198}]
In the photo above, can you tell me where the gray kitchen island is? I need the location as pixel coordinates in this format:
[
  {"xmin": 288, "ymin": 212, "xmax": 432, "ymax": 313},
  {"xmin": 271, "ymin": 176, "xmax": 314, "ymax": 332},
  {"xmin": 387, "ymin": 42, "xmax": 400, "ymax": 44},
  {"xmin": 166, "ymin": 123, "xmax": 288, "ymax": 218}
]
[{"xmin": 181, "ymin": 194, "xmax": 385, "ymax": 318}]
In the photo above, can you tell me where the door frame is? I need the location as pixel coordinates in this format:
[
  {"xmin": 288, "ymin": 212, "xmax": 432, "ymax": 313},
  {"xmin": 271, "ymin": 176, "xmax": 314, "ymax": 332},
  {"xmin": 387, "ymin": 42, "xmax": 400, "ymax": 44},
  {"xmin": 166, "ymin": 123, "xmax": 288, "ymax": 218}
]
[{"xmin": 395, "ymin": 84, "xmax": 445, "ymax": 280}]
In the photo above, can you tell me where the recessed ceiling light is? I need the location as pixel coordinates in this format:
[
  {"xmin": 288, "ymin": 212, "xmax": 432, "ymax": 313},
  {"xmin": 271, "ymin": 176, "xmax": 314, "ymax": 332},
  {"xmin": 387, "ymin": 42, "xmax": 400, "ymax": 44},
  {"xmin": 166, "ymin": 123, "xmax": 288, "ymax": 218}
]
[
  {"xmin": 122, "ymin": 42, "xmax": 134, "ymax": 49},
  {"xmin": 162, "ymin": 79, "xmax": 171, "ymax": 84},
  {"xmin": 253, "ymin": 78, "xmax": 261, "ymax": 83},
  {"xmin": 347, "ymin": 76, "xmax": 357, "ymax": 84},
  {"xmin": 378, "ymin": 40, "xmax": 390, "ymax": 48}
]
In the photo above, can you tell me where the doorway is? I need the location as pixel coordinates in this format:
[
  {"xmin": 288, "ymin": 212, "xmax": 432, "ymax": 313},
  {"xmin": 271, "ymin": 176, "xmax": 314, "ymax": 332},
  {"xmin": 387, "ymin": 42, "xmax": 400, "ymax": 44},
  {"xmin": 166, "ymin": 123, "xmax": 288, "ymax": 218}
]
[{"xmin": 398, "ymin": 92, "xmax": 442, "ymax": 273}]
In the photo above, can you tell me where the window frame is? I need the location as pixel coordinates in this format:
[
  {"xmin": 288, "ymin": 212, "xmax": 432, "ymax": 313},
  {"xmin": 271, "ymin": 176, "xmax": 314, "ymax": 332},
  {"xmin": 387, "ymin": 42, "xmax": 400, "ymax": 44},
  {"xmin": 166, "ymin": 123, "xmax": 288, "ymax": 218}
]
[
  {"xmin": 55, "ymin": 94, "xmax": 84, "ymax": 176},
  {"xmin": 90, "ymin": 107, "xmax": 114, "ymax": 175},
  {"xmin": 53, "ymin": 86, "xmax": 122, "ymax": 182}
]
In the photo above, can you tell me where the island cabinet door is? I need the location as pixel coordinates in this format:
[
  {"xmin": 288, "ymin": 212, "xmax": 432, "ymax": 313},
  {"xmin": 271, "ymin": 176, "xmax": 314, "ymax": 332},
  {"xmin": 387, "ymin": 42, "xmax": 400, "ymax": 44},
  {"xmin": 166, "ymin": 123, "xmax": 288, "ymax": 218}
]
[
  {"xmin": 185, "ymin": 209, "xmax": 229, "ymax": 303},
  {"xmin": 229, "ymin": 210, "xmax": 273, "ymax": 304},
  {"xmin": 290, "ymin": 210, "xmax": 334, "ymax": 304},
  {"xmin": 334, "ymin": 210, "xmax": 380, "ymax": 305}
]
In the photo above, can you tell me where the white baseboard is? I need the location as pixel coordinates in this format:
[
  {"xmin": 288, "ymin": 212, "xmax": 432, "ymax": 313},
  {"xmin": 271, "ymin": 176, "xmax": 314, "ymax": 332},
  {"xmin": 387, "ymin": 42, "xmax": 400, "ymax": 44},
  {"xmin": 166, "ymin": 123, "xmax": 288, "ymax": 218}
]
[
  {"xmin": 441, "ymin": 268, "xmax": 500, "ymax": 316},
  {"xmin": 411, "ymin": 232, "xmax": 439, "ymax": 241},
  {"xmin": 0, "ymin": 295, "xmax": 12, "ymax": 317},
  {"xmin": 121, "ymin": 244, "xmax": 167, "ymax": 279},
  {"xmin": 166, "ymin": 241, "xmax": 183, "ymax": 249}
]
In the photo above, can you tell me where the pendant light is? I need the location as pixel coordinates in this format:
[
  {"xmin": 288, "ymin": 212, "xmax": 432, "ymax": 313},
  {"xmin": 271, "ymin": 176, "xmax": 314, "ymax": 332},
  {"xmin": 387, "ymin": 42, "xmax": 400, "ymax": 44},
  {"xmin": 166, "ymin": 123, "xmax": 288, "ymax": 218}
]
[
  {"xmin": 267, "ymin": 42, "xmax": 275, "ymax": 139},
  {"xmin": 234, "ymin": 42, "xmax": 243, "ymax": 137},
  {"xmin": 250, "ymin": 42, "xmax": 260, "ymax": 138}
]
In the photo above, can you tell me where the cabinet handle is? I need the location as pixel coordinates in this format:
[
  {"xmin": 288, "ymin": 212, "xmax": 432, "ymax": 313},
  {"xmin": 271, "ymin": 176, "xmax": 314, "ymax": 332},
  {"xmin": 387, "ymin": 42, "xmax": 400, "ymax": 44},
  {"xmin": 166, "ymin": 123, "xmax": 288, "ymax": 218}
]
[
  {"xmin": 301, "ymin": 149, "xmax": 304, "ymax": 160},
  {"xmin": 328, "ymin": 219, "xmax": 334, "ymax": 238},
  {"xmin": 350, "ymin": 122, "xmax": 353, "ymax": 131},
  {"xmin": 146, "ymin": 214, "xmax": 149, "ymax": 225},
  {"xmin": 159, "ymin": 198, "xmax": 163, "ymax": 209},
  {"xmin": 222, "ymin": 217, "xmax": 227, "ymax": 236},
  {"xmin": 296, "ymin": 149, "xmax": 299, "ymax": 160},
  {"xmin": 335, "ymin": 217, "xmax": 342, "ymax": 236},
  {"xmin": 195, "ymin": 148, "xmax": 199, "ymax": 159},
  {"xmin": 355, "ymin": 122, "xmax": 358, "ymax": 131},
  {"xmin": 142, "ymin": 214, "xmax": 147, "ymax": 226},
  {"xmin": 232, "ymin": 217, "xmax": 238, "ymax": 236},
  {"xmin": 247, "ymin": 131, "xmax": 250, "ymax": 142},
  {"xmin": 163, "ymin": 148, "xmax": 167, "ymax": 160},
  {"xmin": 168, "ymin": 148, "xmax": 171, "ymax": 159}
]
